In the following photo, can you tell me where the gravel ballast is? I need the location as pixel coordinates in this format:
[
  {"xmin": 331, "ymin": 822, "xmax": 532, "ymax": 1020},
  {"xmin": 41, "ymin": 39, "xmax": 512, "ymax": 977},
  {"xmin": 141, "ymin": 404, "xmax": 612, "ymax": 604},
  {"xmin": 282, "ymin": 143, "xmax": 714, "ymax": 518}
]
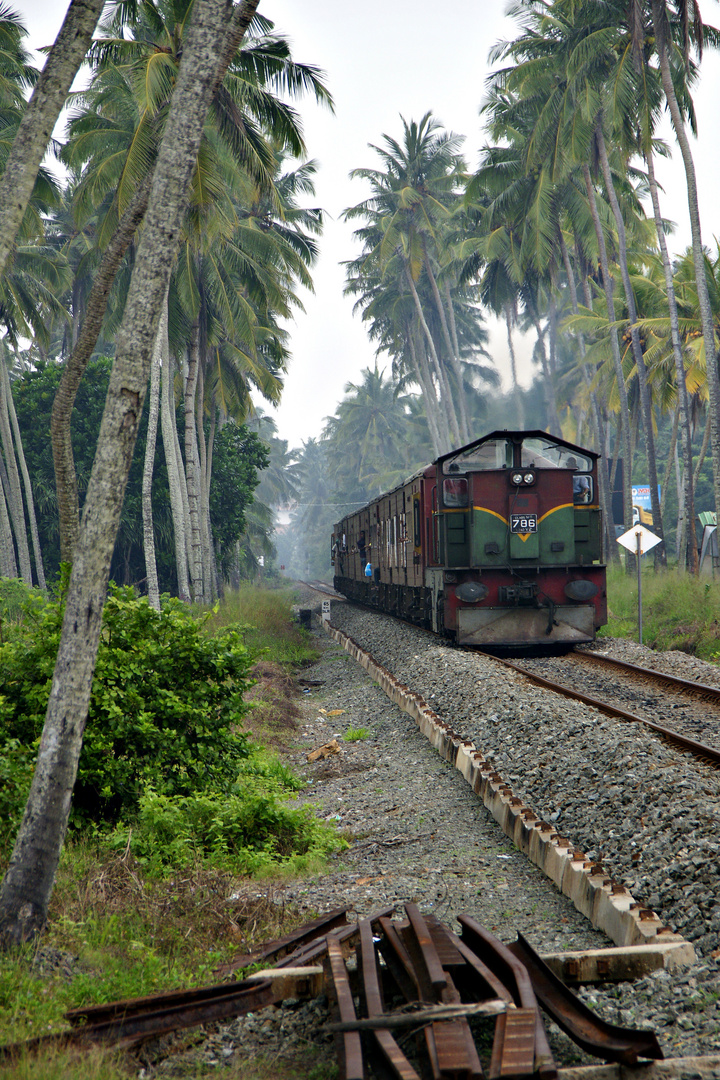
[
  {"xmin": 159, "ymin": 600, "xmax": 720, "ymax": 1074},
  {"xmin": 312, "ymin": 600, "xmax": 720, "ymax": 1063}
]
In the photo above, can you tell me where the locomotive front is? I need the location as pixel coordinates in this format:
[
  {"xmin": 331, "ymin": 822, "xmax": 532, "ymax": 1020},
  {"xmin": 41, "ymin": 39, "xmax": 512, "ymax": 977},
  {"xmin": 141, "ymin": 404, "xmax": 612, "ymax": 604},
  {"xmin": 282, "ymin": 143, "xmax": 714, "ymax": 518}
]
[{"xmin": 432, "ymin": 431, "xmax": 607, "ymax": 647}]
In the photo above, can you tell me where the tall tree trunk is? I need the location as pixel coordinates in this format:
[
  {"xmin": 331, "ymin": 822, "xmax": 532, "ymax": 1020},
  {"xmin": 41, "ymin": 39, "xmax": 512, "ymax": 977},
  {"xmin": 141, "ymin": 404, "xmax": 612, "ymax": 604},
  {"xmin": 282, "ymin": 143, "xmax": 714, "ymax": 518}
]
[
  {"xmin": 582, "ymin": 163, "xmax": 634, "ymax": 544},
  {"xmin": 652, "ymin": 0, "xmax": 720, "ymax": 539},
  {"xmin": 51, "ymin": 177, "xmax": 153, "ymax": 562},
  {"xmin": 646, "ymin": 145, "xmax": 697, "ymax": 571},
  {"xmin": 160, "ymin": 347, "xmax": 191, "ymax": 602},
  {"xmin": 559, "ymin": 228, "xmax": 616, "ymax": 562},
  {"xmin": 195, "ymin": 361, "xmax": 214, "ymax": 602},
  {"xmin": 407, "ymin": 321, "xmax": 444, "ymax": 454},
  {"xmin": 3, "ymin": 364, "xmax": 45, "ymax": 587},
  {"xmin": 504, "ymin": 305, "xmax": 525, "ymax": 428},
  {"xmin": 0, "ymin": 0, "xmax": 255, "ymax": 949},
  {"xmin": 0, "ymin": 470, "xmax": 17, "ymax": 578},
  {"xmin": 443, "ymin": 277, "xmax": 471, "ymax": 441},
  {"xmin": 596, "ymin": 124, "xmax": 665, "ymax": 566},
  {"xmin": 0, "ymin": 0, "xmax": 106, "ymax": 280},
  {"xmin": 422, "ymin": 248, "xmax": 470, "ymax": 443},
  {"xmin": 0, "ymin": 363, "xmax": 32, "ymax": 582},
  {"xmin": 142, "ymin": 301, "xmax": 166, "ymax": 611},
  {"xmin": 404, "ymin": 263, "xmax": 461, "ymax": 448},
  {"xmin": 184, "ymin": 323, "xmax": 204, "ymax": 601}
]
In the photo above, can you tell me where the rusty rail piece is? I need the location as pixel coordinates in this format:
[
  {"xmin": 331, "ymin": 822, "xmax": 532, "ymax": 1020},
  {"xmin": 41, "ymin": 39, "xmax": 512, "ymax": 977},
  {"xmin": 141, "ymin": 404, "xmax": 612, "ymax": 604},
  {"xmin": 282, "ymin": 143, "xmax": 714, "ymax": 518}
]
[
  {"xmin": 457, "ymin": 914, "xmax": 556, "ymax": 1080},
  {"xmin": 213, "ymin": 903, "xmax": 349, "ymax": 977},
  {"xmin": 328, "ymin": 935, "xmax": 364, "ymax": 1080},
  {"xmin": 1, "ymin": 909, "xmax": 393, "ymax": 1062},
  {"xmin": 324, "ymin": 620, "xmax": 688, "ymax": 950},
  {"xmin": 494, "ymin": 655, "xmax": 720, "ymax": 768},
  {"xmin": 508, "ymin": 933, "xmax": 663, "ymax": 1065},
  {"xmin": 358, "ymin": 918, "xmax": 421, "ymax": 1080}
]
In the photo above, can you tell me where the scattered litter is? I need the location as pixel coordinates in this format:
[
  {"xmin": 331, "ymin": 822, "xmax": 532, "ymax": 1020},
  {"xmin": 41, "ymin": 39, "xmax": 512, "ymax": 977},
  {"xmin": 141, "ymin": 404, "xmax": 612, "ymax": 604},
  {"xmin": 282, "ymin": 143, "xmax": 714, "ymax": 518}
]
[
  {"xmin": 497, "ymin": 854, "xmax": 512, "ymax": 860},
  {"xmin": 318, "ymin": 708, "xmax": 345, "ymax": 716},
  {"xmin": 307, "ymin": 738, "xmax": 341, "ymax": 762}
]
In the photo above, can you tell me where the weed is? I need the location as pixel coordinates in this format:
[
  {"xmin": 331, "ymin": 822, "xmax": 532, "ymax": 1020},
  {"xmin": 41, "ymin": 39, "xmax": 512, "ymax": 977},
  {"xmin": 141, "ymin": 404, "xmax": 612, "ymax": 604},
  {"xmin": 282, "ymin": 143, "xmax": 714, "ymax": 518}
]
[
  {"xmin": 343, "ymin": 726, "xmax": 370, "ymax": 742},
  {"xmin": 601, "ymin": 566, "xmax": 720, "ymax": 660}
]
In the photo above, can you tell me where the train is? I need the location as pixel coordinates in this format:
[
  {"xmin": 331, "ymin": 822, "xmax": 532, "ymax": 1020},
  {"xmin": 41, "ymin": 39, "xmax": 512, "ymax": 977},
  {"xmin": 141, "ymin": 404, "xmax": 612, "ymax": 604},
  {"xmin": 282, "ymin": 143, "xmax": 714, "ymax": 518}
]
[{"xmin": 331, "ymin": 429, "xmax": 607, "ymax": 649}]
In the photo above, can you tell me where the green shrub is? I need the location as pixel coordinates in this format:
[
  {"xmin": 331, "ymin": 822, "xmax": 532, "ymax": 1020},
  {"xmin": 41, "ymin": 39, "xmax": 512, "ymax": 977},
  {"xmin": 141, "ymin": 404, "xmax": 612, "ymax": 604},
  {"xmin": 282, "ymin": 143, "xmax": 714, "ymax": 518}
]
[
  {"xmin": 110, "ymin": 786, "xmax": 343, "ymax": 875},
  {"xmin": 0, "ymin": 585, "xmax": 254, "ymax": 830}
]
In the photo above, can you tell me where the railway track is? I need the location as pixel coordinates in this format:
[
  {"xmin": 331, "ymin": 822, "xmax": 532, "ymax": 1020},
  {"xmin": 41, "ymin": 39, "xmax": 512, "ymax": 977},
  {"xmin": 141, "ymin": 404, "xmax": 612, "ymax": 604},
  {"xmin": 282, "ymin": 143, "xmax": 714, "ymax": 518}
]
[
  {"xmin": 494, "ymin": 650, "xmax": 720, "ymax": 768},
  {"xmin": 1, "ymin": 904, "xmax": 665, "ymax": 1077}
]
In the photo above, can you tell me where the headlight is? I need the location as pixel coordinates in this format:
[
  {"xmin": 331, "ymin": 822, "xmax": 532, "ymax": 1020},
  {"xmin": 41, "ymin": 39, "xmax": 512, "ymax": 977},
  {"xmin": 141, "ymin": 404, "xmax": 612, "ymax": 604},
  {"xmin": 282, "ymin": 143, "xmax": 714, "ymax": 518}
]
[
  {"xmin": 564, "ymin": 580, "xmax": 599, "ymax": 601},
  {"xmin": 511, "ymin": 472, "xmax": 523, "ymax": 485},
  {"xmin": 523, "ymin": 472, "xmax": 535, "ymax": 484},
  {"xmin": 455, "ymin": 582, "xmax": 489, "ymax": 603}
]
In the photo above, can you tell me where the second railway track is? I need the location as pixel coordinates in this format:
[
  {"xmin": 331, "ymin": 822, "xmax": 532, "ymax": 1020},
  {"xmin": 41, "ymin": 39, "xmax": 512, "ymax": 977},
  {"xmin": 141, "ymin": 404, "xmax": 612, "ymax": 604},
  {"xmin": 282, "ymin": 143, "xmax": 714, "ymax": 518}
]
[{"xmin": 491, "ymin": 649, "xmax": 720, "ymax": 767}]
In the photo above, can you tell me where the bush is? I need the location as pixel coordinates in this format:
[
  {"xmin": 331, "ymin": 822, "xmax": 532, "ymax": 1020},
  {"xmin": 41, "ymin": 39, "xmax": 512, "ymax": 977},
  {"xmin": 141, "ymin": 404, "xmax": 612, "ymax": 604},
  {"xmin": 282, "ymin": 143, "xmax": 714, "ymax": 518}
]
[
  {"xmin": 111, "ymin": 785, "xmax": 343, "ymax": 876},
  {"xmin": 0, "ymin": 585, "xmax": 254, "ymax": 830}
]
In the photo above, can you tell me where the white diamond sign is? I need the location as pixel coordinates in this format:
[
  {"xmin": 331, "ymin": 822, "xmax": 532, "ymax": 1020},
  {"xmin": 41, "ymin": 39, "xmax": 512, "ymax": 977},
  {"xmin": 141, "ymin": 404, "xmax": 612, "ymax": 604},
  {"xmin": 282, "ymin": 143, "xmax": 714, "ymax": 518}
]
[{"xmin": 616, "ymin": 524, "xmax": 662, "ymax": 555}]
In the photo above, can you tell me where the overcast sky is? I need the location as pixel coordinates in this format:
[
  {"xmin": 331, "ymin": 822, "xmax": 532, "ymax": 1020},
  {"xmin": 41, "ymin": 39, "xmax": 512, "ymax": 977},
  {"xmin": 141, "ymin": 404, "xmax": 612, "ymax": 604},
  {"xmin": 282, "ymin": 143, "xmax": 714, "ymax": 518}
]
[{"xmin": 18, "ymin": 0, "xmax": 720, "ymax": 450}]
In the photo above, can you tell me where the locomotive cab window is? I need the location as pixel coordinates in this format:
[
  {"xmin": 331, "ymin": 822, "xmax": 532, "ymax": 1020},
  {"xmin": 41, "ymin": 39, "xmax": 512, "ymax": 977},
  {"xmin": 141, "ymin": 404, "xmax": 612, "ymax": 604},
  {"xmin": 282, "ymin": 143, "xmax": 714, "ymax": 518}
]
[
  {"xmin": 572, "ymin": 473, "xmax": 593, "ymax": 504},
  {"xmin": 442, "ymin": 477, "xmax": 468, "ymax": 507}
]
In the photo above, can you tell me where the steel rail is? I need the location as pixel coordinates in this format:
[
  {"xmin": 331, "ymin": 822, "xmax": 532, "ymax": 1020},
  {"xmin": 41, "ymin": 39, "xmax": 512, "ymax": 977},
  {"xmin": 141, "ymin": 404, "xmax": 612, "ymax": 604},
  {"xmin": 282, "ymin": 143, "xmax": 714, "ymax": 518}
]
[
  {"xmin": 574, "ymin": 650, "xmax": 720, "ymax": 704},
  {"xmin": 490, "ymin": 654, "xmax": 720, "ymax": 768},
  {"xmin": 508, "ymin": 933, "xmax": 663, "ymax": 1065}
]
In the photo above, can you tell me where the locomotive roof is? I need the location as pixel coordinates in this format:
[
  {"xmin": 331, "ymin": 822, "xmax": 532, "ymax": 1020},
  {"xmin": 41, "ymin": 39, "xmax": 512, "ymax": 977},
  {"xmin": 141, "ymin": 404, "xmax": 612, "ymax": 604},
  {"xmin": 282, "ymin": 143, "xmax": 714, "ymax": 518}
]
[
  {"xmin": 333, "ymin": 430, "xmax": 600, "ymax": 526},
  {"xmin": 435, "ymin": 429, "xmax": 600, "ymax": 465}
]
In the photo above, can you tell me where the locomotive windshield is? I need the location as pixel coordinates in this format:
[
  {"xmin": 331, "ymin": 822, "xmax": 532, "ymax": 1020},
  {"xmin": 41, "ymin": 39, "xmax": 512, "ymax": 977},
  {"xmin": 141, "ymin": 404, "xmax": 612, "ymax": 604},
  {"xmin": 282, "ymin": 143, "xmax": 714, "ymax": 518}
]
[
  {"xmin": 442, "ymin": 435, "xmax": 593, "ymax": 474},
  {"xmin": 520, "ymin": 437, "xmax": 593, "ymax": 472},
  {"xmin": 443, "ymin": 438, "xmax": 513, "ymax": 473}
]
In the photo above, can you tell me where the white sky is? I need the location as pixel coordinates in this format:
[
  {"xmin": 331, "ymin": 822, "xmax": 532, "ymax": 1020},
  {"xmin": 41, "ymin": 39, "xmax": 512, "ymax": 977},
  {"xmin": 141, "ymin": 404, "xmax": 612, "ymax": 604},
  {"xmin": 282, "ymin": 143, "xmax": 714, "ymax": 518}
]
[{"xmin": 17, "ymin": 0, "xmax": 720, "ymax": 450}]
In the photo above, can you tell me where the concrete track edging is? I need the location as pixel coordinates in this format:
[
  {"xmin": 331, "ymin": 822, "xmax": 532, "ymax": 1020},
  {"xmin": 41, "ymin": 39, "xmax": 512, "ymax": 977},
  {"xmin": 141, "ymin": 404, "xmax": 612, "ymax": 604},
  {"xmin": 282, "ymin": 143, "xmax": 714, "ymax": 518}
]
[{"xmin": 324, "ymin": 620, "xmax": 694, "ymax": 956}]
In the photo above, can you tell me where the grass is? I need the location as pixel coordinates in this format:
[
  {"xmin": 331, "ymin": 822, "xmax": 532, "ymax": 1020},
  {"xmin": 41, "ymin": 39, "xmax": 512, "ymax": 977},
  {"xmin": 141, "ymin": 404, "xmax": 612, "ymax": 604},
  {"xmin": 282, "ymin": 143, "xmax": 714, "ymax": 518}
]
[
  {"xmin": 0, "ymin": 583, "xmax": 336, "ymax": 1075},
  {"xmin": 601, "ymin": 563, "xmax": 720, "ymax": 660},
  {"xmin": 206, "ymin": 584, "xmax": 319, "ymax": 667},
  {"xmin": 343, "ymin": 726, "xmax": 370, "ymax": 741}
]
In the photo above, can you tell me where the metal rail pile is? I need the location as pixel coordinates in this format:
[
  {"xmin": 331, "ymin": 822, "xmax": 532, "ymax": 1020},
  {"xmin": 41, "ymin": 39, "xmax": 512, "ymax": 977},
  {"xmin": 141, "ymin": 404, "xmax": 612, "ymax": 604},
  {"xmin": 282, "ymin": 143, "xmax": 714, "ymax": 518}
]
[
  {"xmin": 327, "ymin": 903, "xmax": 662, "ymax": 1080},
  {"xmin": 1, "ymin": 904, "xmax": 663, "ymax": 1078}
]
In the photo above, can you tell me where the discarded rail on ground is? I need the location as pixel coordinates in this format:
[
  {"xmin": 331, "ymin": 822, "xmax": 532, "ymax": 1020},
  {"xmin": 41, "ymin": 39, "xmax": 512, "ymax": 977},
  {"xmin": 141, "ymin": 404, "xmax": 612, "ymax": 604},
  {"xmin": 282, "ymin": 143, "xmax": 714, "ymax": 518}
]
[{"xmin": 1, "ymin": 904, "xmax": 667, "ymax": 1079}]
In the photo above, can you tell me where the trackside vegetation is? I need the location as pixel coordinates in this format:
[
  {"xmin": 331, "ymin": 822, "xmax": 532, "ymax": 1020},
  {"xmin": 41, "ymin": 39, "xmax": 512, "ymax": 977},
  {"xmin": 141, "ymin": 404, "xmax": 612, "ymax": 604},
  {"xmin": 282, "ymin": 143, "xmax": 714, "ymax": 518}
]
[
  {"xmin": 0, "ymin": 582, "xmax": 342, "ymax": 1074},
  {"xmin": 600, "ymin": 564, "xmax": 720, "ymax": 660}
]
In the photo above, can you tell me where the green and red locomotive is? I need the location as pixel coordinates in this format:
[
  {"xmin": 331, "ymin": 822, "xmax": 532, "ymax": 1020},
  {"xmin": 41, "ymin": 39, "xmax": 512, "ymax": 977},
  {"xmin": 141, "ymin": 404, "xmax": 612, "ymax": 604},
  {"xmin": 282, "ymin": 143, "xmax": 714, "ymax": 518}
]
[{"xmin": 331, "ymin": 430, "xmax": 607, "ymax": 649}]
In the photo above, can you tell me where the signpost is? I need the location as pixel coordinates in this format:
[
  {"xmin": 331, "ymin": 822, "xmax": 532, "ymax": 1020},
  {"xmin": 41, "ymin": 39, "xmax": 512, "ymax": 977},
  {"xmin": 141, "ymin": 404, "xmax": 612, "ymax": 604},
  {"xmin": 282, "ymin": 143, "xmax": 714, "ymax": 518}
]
[
  {"xmin": 321, "ymin": 599, "xmax": 331, "ymax": 624},
  {"xmin": 616, "ymin": 525, "xmax": 662, "ymax": 644}
]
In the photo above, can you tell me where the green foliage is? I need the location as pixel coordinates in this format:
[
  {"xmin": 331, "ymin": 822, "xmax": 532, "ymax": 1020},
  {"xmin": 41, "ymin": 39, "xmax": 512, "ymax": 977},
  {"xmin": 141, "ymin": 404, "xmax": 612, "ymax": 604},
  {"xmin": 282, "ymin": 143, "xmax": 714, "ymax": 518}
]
[
  {"xmin": 206, "ymin": 584, "xmax": 318, "ymax": 666},
  {"xmin": 111, "ymin": 783, "xmax": 343, "ymax": 876},
  {"xmin": 210, "ymin": 422, "xmax": 270, "ymax": 577},
  {"xmin": 343, "ymin": 726, "xmax": 370, "ymax": 741},
  {"xmin": 0, "ymin": 585, "xmax": 254, "ymax": 832},
  {"xmin": 602, "ymin": 565, "xmax": 720, "ymax": 660}
]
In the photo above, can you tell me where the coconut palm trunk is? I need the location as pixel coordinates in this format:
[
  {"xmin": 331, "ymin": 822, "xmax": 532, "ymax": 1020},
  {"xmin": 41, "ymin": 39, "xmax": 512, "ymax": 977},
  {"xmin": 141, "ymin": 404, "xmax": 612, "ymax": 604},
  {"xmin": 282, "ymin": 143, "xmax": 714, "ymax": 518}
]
[
  {"xmin": 404, "ymin": 262, "xmax": 461, "ymax": 448},
  {"xmin": 142, "ymin": 300, "xmax": 167, "ymax": 610},
  {"xmin": 51, "ymin": 176, "xmax": 153, "ymax": 562},
  {"xmin": 0, "ymin": 0, "xmax": 258, "ymax": 949},
  {"xmin": 0, "ymin": 362, "xmax": 31, "ymax": 582},
  {"xmin": 0, "ymin": 0, "xmax": 106, "ymax": 280},
  {"xmin": 184, "ymin": 322, "xmax": 204, "ymax": 601},
  {"xmin": 645, "ymin": 145, "xmax": 697, "ymax": 570},
  {"xmin": 0, "ymin": 470, "xmax": 17, "ymax": 578},
  {"xmin": 596, "ymin": 125, "xmax": 665, "ymax": 564},
  {"xmin": 3, "ymin": 364, "xmax": 45, "ymax": 587},
  {"xmin": 582, "ymin": 163, "xmax": 634, "ymax": 539},
  {"xmin": 651, "ymin": 0, "xmax": 720, "ymax": 530},
  {"xmin": 160, "ymin": 345, "xmax": 191, "ymax": 602}
]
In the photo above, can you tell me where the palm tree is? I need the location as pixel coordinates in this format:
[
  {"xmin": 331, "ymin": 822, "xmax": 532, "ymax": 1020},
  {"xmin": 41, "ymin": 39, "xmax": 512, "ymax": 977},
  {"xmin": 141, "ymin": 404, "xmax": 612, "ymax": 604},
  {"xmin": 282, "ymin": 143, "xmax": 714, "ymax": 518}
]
[
  {"xmin": 52, "ymin": 0, "xmax": 332, "ymax": 576},
  {"xmin": 344, "ymin": 114, "xmax": 482, "ymax": 453}
]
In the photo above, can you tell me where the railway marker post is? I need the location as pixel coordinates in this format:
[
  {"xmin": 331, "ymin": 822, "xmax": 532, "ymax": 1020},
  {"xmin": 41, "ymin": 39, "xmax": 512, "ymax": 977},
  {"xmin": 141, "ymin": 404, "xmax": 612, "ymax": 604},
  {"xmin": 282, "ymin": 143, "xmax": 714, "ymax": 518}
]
[
  {"xmin": 616, "ymin": 525, "xmax": 662, "ymax": 644},
  {"xmin": 321, "ymin": 599, "xmax": 331, "ymax": 624}
]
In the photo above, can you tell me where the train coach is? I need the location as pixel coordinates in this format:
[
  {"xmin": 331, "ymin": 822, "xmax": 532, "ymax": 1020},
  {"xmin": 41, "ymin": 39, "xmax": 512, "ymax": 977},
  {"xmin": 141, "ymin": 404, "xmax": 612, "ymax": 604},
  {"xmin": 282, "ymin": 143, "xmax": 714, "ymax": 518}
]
[{"xmin": 331, "ymin": 429, "xmax": 607, "ymax": 649}]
